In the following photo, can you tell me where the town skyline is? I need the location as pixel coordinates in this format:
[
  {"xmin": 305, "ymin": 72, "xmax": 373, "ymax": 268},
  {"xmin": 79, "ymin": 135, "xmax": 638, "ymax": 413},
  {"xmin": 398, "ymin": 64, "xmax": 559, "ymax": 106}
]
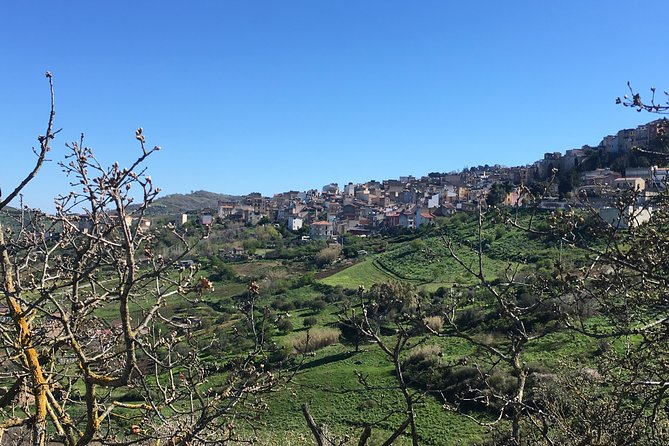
[
  {"xmin": 141, "ymin": 116, "xmax": 666, "ymax": 243},
  {"xmin": 16, "ymin": 116, "xmax": 665, "ymax": 215},
  {"xmin": 3, "ymin": 1, "xmax": 668, "ymax": 211}
]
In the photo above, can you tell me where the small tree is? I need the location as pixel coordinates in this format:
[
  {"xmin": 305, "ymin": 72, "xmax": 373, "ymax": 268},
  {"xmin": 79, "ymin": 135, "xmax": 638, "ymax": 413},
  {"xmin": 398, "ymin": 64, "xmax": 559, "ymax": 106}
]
[
  {"xmin": 314, "ymin": 245, "xmax": 341, "ymax": 268},
  {"xmin": 338, "ymin": 315, "xmax": 366, "ymax": 352},
  {"xmin": 333, "ymin": 282, "xmax": 426, "ymax": 446},
  {"xmin": 0, "ymin": 75, "xmax": 274, "ymax": 446},
  {"xmin": 303, "ymin": 315, "xmax": 318, "ymax": 328},
  {"xmin": 276, "ymin": 318, "xmax": 294, "ymax": 334}
]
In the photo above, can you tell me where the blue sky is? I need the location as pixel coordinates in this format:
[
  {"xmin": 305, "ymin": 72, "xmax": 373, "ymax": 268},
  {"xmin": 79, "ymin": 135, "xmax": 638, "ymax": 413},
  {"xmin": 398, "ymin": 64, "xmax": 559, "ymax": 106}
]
[{"xmin": 2, "ymin": 1, "xmax": 667, "ymax": 211}]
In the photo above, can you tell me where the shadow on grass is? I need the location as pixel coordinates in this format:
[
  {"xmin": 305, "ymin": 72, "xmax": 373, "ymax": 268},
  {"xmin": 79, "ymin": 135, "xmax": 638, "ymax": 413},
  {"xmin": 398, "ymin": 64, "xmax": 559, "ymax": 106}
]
[{"xmin": 298, "ymin": 351, "xmax": 359, "ymax": 371}]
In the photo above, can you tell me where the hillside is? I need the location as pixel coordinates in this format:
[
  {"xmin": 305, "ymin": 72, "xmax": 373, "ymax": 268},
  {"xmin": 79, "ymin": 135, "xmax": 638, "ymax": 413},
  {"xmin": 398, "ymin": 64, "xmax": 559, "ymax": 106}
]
[
  {"xmin": 0, "ymin": 206, "xmax": 32, "ymax": 231},
  {"xmin": 183, "ymin": 212, "xmax": 598, "ymax": 444},
  {"xmin": 145, "ymin": 190, "xmax": 240, "ymax": 215}
]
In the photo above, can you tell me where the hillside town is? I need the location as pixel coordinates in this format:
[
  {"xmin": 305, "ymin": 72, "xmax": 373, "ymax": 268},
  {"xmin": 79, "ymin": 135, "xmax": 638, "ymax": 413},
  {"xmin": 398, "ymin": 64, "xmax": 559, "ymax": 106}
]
[{"xmin": 173, "ymin": 118, "xmax": 667, "ymax": 239}]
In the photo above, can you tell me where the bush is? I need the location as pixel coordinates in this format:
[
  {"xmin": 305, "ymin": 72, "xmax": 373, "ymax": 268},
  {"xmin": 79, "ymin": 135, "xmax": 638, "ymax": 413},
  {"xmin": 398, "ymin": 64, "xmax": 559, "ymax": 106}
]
[
  {"xmin": 410, "ymin": 239, "xmax": 426, "ymax": 251},
  {"xmin": 271, "ymin": 299, "xmax": 295, "ymax": 312},
  {"xmin": 267, "ymin": 344, "xmax": 291, "ymax": 364},
  {"xmin": 357, "ymin": 399, "xmax": 378, "ymax": 410},
  {"xmin": 292, "ymin": 328, "xmax": 340, "ymax": 354},
  {"xmin": 314, "ymin": 246, "xmax": 341, "ymax": 268},
  {"xmin": 433, "ymin": 286, "xmax": 448, "ymax": 298},
  {"xmin": 339, "ymin": 317, "xmax": 367, "ymax": 352},
  {"xmin": 407, "ymin": 344, "xmax": 442, "ymax": 363},
  {"xmin": 324, "ymin": 289, "xmax": 346, "ymax": 303},
  {"xmin": 208, "ymin": 262, "xmax": 237, "ymax": 282},
  {"xmin": 303, "ymin": 316, "xmax": 318, "ymax": 327},
  {"xmin": 276, "ymin": 318, "xmax": 294, "ymax": 333},
  {"xmin": 455, "ymin": 307, "xmax": 486, "ymax": 329},
  {"xmin": 311, "ymin": 282, "xmax": 334, "ymax": 294},
  {"xmin": 116, "ymin": 389, "xmax": 145, "ymax": 402},
  {"xmin": 308, "ymin": 299, "xmax": 327, "ymax": 312},
  {"xmin": 402, "ymin": 354, "xmax": 520, "ymax": 414},
  {"xmin": 423, "ymin": 315, "xmax": 444, "ymax": 332}
]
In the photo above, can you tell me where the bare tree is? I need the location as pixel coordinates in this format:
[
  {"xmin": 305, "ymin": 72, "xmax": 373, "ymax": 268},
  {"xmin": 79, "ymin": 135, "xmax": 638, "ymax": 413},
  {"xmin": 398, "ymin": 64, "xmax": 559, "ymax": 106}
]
[
  {"xmin": 617, "ymin": 82, "xmax": 669, "ymax": 115},
  {"xmin": 305, "ymin": 282, "xmax": 433, "ymax": 446},
  {"xmin": 0, "ymin": 75, "xmax": 274, "ymax": 446},
  {"xmin": 432, "ymin": 202, "xmax": 564, "ymax": 445}
]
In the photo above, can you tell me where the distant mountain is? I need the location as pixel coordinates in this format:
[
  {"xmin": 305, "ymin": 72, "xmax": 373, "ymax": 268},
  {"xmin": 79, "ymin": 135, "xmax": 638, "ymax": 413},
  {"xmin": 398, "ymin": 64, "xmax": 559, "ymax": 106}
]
[
  {"xmin": 145, "ymin": 190, "xmax": 240, "ymax": 216},
  {"xmin": 0, "ymin": 205, "xmax": 19, "ymax": 214},
  {"xmin": 0, "ymin": 206, "xmax": 35, "ymax": 231}
]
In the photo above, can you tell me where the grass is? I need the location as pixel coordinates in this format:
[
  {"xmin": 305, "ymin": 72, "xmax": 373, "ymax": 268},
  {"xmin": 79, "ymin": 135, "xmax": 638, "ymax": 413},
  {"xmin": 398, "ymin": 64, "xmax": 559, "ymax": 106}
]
[
  {"xmin": 292, "ymin": 327, "xmax": 341, "ymax": 353},
  {"xmin": 322, "ymin": 213, "xmax": 591, "ymax": 293},
  {"xmin": 77, "ymin": 213, "xmax": 606, "ymax": 445},
  {"xmin": 320, "ymin": 258, "xmax": 397, "ymax": 288},
  {"xmin": 257, "ymin": 342, "xmax": 486, "ymax": 445}
]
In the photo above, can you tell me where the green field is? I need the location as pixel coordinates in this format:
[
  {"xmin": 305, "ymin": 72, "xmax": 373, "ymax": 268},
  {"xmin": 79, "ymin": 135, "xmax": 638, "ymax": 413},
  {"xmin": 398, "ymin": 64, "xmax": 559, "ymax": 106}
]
[
  {"xmin": 97, "ymin": 212, "xmax": 605, "ymax": 445},
  {"xmin": 253, "ymin": 342, "xmax": 487, "ymax": 445},
  {"xmin": 320, "ymin": 258, "xmax": 397, "ymax": 288}
]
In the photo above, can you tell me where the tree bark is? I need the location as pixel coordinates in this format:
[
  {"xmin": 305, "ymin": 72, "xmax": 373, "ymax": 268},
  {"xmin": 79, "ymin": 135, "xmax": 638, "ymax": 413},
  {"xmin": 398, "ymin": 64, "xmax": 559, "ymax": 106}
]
[{"xmin": 0, "ymin": 225, "xmax": 49, "ymax": 446}]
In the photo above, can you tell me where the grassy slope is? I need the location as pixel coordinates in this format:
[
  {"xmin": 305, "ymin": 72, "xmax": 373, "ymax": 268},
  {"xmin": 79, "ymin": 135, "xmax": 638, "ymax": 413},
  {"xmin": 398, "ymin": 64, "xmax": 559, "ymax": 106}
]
[
  {"xmin": 320, "ymin": 212, "xmax": 590, "ymax": 292},
  {"xmin": 256, "ymin": 342, "xmax": 486, "ymax": 446},
  {"xmin": 267, "ymin": 215, "xmax": 597, "ymax": 444},
  {"xmin": 322, "ymin": 236, "xmax": 533, "ymax": 291},
  {"xmin": 320, "ymin": 258, "xmax": 397, "ymax": 288},
  {"xmin": 117, "ymin": 212, "xmax": 595, "ymax": 445}
]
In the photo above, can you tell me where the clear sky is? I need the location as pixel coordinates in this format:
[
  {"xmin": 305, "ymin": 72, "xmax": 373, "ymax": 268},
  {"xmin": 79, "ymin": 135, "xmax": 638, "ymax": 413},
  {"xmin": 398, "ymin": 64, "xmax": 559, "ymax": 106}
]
[{"xmin": 2, "ymin": 1, "xmax": 667, "ymax": 211}]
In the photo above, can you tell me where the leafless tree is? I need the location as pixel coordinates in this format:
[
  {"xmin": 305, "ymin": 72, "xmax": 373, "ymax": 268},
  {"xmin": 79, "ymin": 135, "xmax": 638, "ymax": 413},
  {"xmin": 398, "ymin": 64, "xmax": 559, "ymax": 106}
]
[
  {"xmin": 303, "ymin": 282, "xmax": 434, "ymax": 446},
  {"xmin": 0, "ymin": 74, "xmax": 274, "ymax": 446},
  {"xmin": 468, "ymin": 157, "xmax": 669, "ymax": 443},
  {"xmin": 617, "ymin": 83, "xmax": 669, "ymax": 115}
]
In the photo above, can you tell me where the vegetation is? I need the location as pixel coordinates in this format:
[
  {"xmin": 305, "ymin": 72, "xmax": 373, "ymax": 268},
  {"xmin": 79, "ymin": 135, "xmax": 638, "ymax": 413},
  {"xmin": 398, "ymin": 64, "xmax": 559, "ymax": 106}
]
[
  {"xmin": 3, "ymin": 79, "xmax": 669, "ymax": 445},
  {"xmin": 0, "ymin": 77, "xmax": 275, "ymax": 446},
  {"xmin": 292, "ymin": 328, "xmax": 341, "ymax": 354},
  {"xmin": 143, "ymin": 190, "xmax": 240, "ymax": 215}
]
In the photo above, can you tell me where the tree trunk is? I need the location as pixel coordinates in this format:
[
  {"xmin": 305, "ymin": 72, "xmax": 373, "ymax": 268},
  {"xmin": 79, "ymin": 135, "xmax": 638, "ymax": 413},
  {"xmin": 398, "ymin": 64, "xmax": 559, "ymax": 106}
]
[{"xmin": 0, "ymin": 225, "xmax": 49, "ymax": 446}]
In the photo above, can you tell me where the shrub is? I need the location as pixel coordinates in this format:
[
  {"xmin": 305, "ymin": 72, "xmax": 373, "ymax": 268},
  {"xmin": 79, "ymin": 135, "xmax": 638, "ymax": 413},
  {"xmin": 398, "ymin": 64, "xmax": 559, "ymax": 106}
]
[
  {"xmin": 116, "ymin": 389, "xmax": 145, "ymax": 402},
  {"xmin": 324, "ymin": 291, "xmax": 346, "ymax": 303},
  {"xmin": 423, "ymin": 315, "xmax": 444, "ymax": 332},
  {"xmin": 308, "ymin": 299, "xmax": 327, "ymax": 312},
  {"xmin": 208, "ymin": 262, "xmax": 237, "ymax": 282},
  {"xmin": 455, "ymin": 307, "xmax": 486, "ymax": 329},
  {"xmin": 410, "ymin": 239, "xmax": 426, "ymax": 251},
  {"xmin": 357, "ymin": 399, "xmax": 378, "ymax": 410},
  {"xmin": 268, "ymin": 344, "xmax": 291, "ymax": 364},
  {"xmin": 407, "ymin": 344, "xmax": 442, "ymax": 363},
  {"xmin": 595, "ymin": 339, "xmax": 612, "ymax": 355},
  {"xmin": 271, "ymin": 299, "xmax": 295, "ymax": 312},
  {"xmin": 311, "ymin": 282, "xmax": 334, "ymax": 294},
  {"xmin": 292, "ymin": 328, "xmax": 340, "ymax": 354},
  {"xmin": 433, "ymin": 286, "xmax": 448, "ymax": 298},
  {"xmin": 314, "ymin": 246, "xmax": 341, "ymax": 268},
  {"xmin": 292, "ymin": 297, "xmax": 307, "ymax": 309},
  {"xmin": 338, "ymin": 314, "xmax": 370, "ymax": 352},
  {"xmin": 303, "ymin": 316, "xmax": 318, "ymax": 327},
  {"xmin": 276, "ymin": 318, "xmax": 294, "ymax": 333}
]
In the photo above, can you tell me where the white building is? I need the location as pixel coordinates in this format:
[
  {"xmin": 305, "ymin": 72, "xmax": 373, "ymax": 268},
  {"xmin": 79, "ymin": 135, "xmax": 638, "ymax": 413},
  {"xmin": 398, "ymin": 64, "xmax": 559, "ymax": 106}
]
[
  {"xmin": 287, "ymin": 216, "xmax": 303, "ymax": 231},
  {"xmin": 175, "ymin": 214, "xmax": 188, "ymax": 227},
  {"xmin": 426, "ymin": 193, "xmax": 440, "ymax": 209},
  {"xmin": 599, "ymin": 206, "xmax": 652, "ymax": 229}
]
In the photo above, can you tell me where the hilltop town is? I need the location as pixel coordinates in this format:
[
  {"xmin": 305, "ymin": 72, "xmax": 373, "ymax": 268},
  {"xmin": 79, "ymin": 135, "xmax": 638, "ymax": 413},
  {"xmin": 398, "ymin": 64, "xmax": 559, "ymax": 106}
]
[{"xmin": 169, "ymin": 118, "xmax": 667, "ymax": 238}]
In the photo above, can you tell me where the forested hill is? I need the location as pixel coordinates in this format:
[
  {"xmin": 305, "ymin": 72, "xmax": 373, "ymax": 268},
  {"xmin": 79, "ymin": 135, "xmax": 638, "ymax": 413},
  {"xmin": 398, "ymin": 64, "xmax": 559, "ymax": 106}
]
[
  {"xmin": 0, "ymin": 206, "xmax": 23, "ymax": 229},
  {"xmin": 145, "ymin": 190, "xmax": 239, "ymax": 215}
]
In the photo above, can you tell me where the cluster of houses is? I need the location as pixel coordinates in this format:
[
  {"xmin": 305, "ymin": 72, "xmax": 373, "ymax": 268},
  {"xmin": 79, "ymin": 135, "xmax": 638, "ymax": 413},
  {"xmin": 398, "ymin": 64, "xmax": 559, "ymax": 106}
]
[
  {"xmin": 173, "ymin": 119, "xmax": 668, "ymax": 239},
  {"xmin": 580, "ymin": 166, "xmax": 667, "ymax": 228},
  {"xmin": 179, "ymin": 180, "xmax": 450, "ymax": 240}
]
